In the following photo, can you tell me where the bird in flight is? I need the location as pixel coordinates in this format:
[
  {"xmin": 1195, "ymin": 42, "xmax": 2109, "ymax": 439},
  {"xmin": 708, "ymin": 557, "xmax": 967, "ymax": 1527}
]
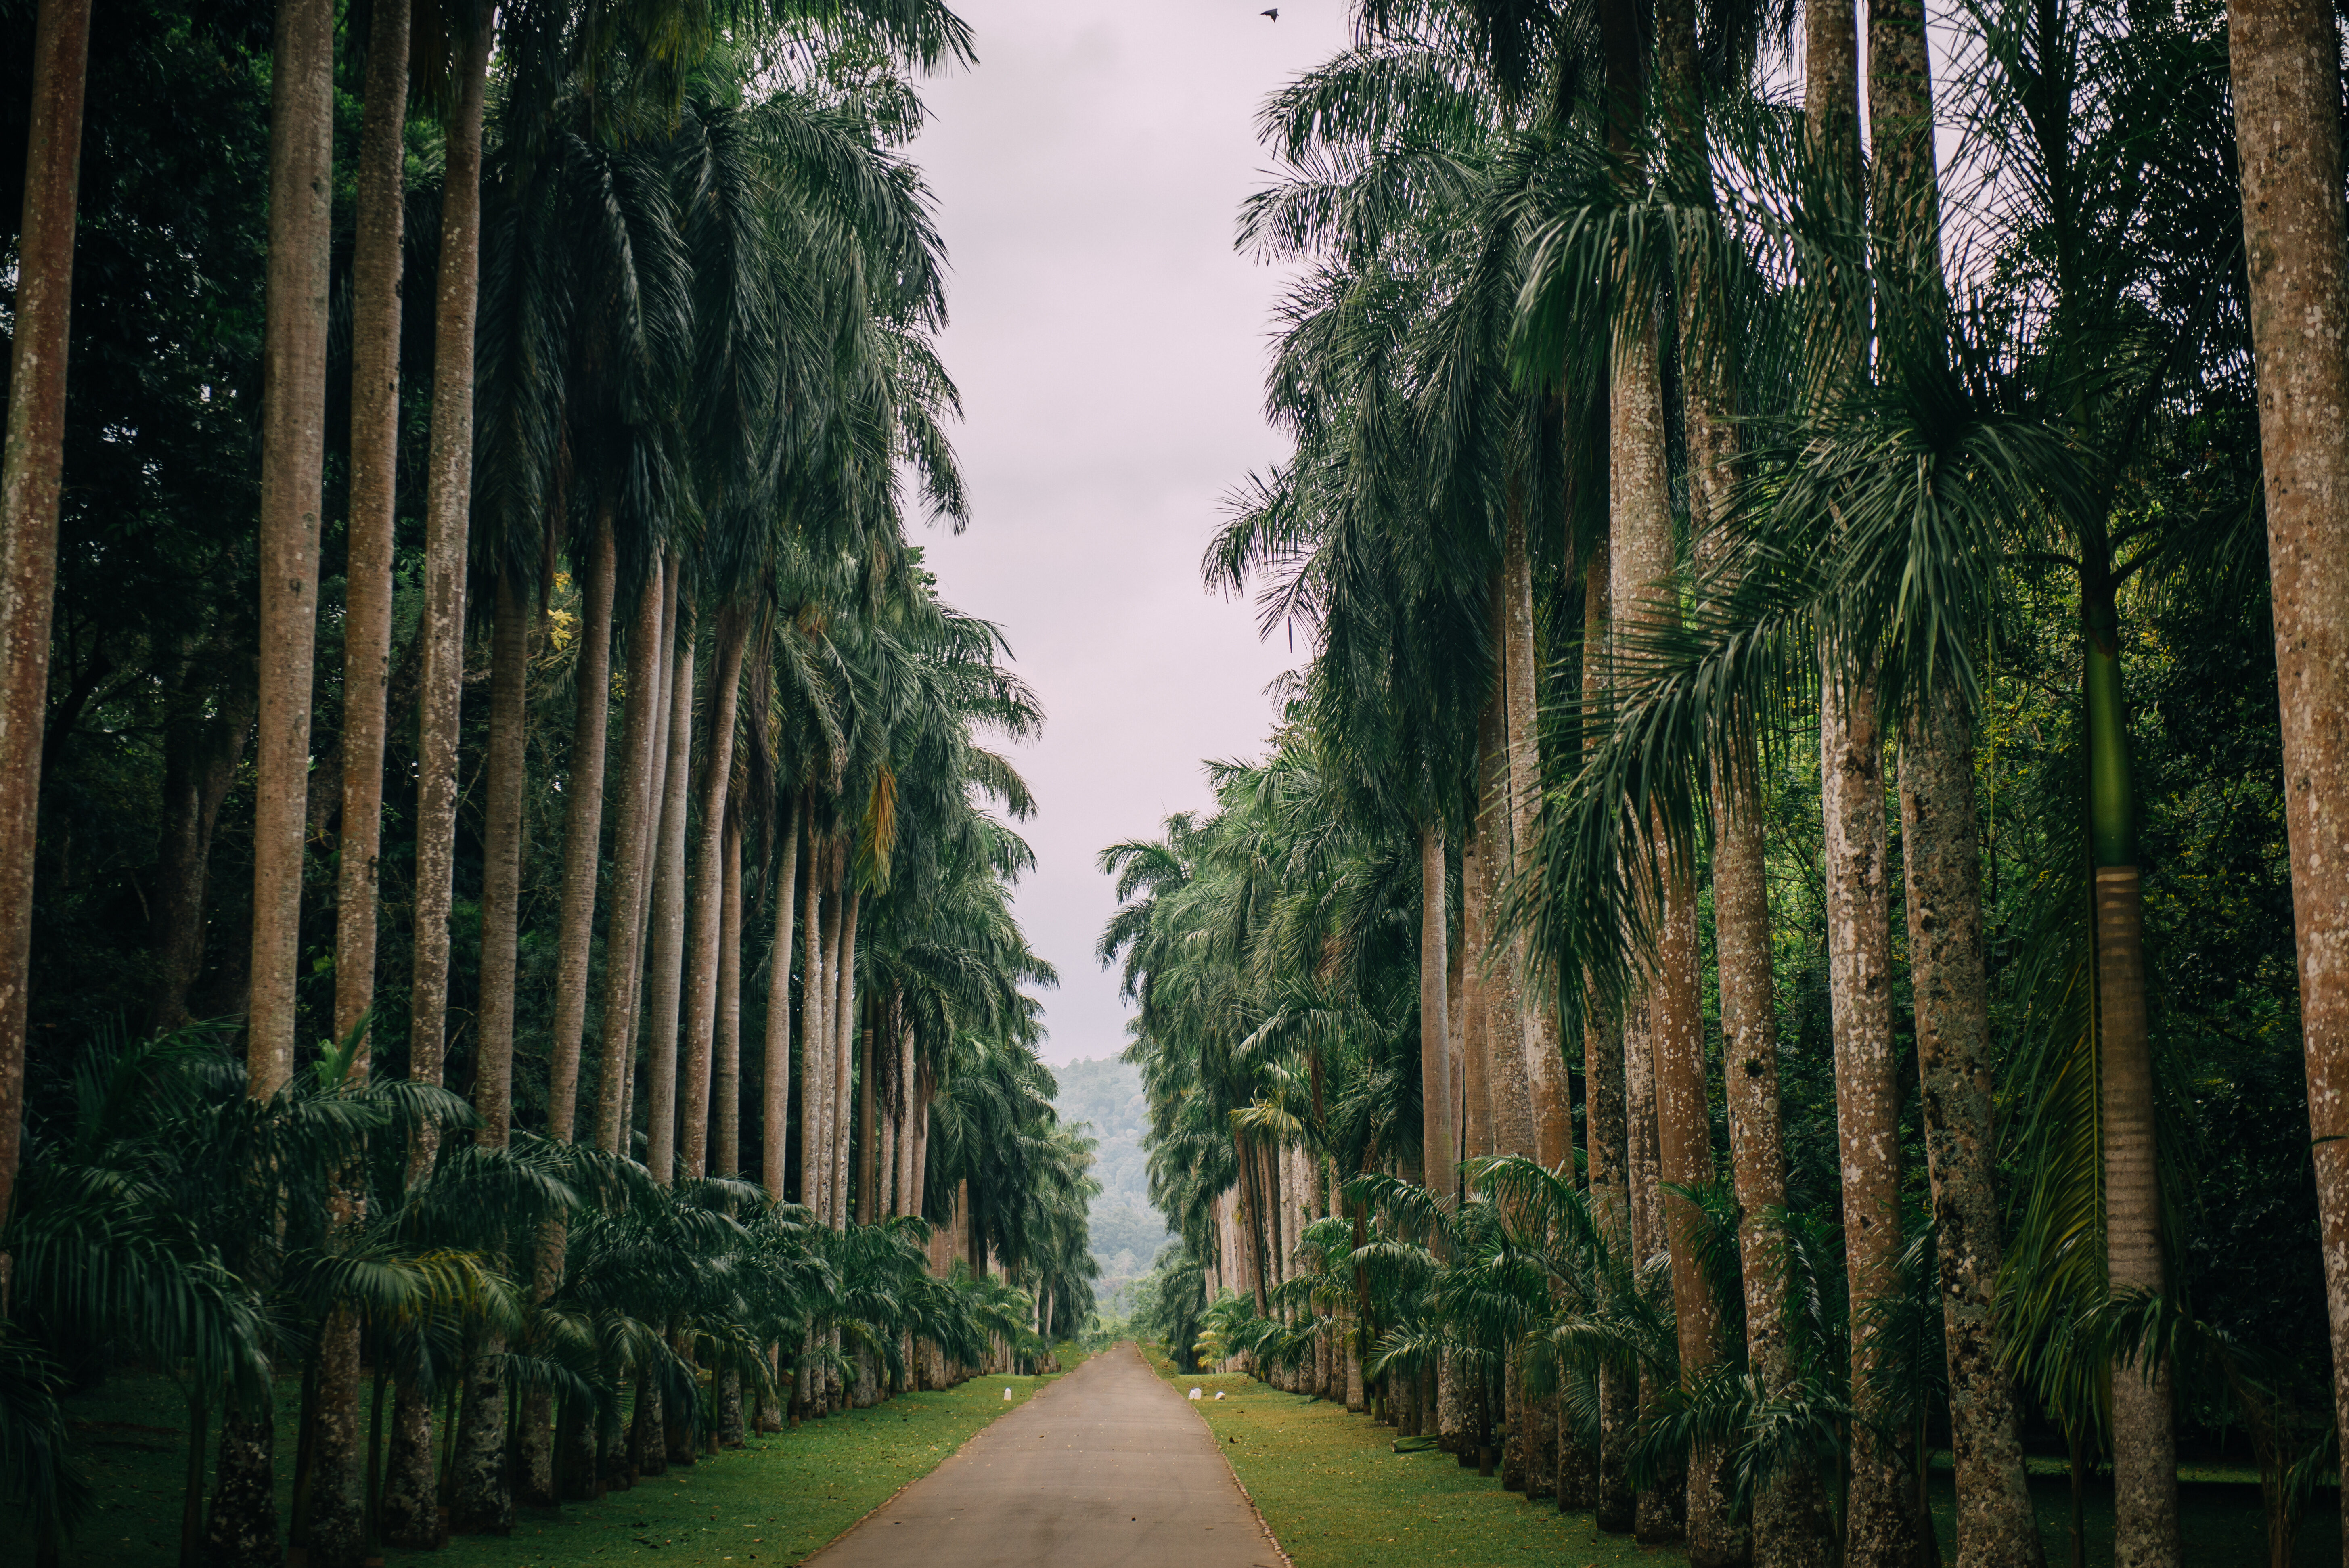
[{"xmin": 1261, "ymin": 6, "xmax": 1278, "ymax": 16}]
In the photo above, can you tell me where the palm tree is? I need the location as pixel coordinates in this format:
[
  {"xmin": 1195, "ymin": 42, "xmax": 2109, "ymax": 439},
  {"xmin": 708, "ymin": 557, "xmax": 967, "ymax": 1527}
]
[
  {"xmin": 312, "ymin": 9, "xmax": 415, "ymax": 1546},
  {"xmin": 408, "ymin": 3, "xmax": 495, "ymax": 1190},
  {"xmin": 595, "ymin": 560, "xmax": 672, "ymax": 1158},
  {"xmin": 208, "ymin": 0, "xmax": 337, "ymax": 1556},
  {"xmin": 0, "ymin": 0, "xmax": 94, "ymax": 1246},
  {"xmin": 2222, "ymin": 0, "xmax": 2349, "ymax": 1533}
]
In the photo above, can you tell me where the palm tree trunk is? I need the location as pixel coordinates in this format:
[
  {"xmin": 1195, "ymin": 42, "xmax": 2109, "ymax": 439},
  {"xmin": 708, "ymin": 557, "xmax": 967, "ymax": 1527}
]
[
  {"xmin": 595, "ymin": 559, "xmax": 666, "ymax": 1156},
  {"xmin": 1606, "ymin": 291, "xmax": 1688, "ymax": 1547},
  {"xmin": 1823, "ymin": 665, "xmax": 1927, "ymax": 1568},
  {"xmin": 643, "ymin": 623, "xmax": 697, "ymax": 1185},
  {"xmin": 1419, "ymin": 812, "xmax": 1460, "ymax": 1451},
  {"xmin": 1477, "ymin": 621, "xmax": 1540, "ymax": 1491},
  {"xmin": 1575, "ymin": 529, "xmax": 1637, "ymax": 1531},
  {"xmin": 800, "ymin": 872, "xmax": 832, "ymax": 1216},
  {"xmin": 449, "ymin": 579, "xmax": 527, "ymax": 1539},
  {"xmin": 620, "ymin": 559, "xmax": 680, "ymax": 1145},
  {"xmin": 551, "ymin": 511, "xmax": 618, "ymax": 1143},
  {"xmin": 1503, "ymin": 513, "xmax": 1568, "ymax": 1173},
  {"xmin": 764, "ymin": 797, "xmax": 803, "ymax": 1200},
  {"xmin": 1623, "ymin": 988, "xmax": 1683, "ymax": 1545},
  {"xmin": 148, "ymin": 670, "xmax": 255, "ymax": 1033},
  {"xmin": 2225, "ymin": 6, "xmax": 2349, "ymax": 1544},
  {"xmin": 1419, "ymin": 820, "xmax": 1453, "ymax": 1196},
  {"xmin": 245, "ymin": 0, "xmax": 335, "ymax": 1103},
  {"xmin": 331, "ymin": 0, "xmax": 408, "ymax": 1057},
  {"xmin": 1901, "ymin": 683, "xmax": 2044, "ymax": 1568},
  {"xmin": 1239, "ymin": 1130, "xmax": 1271, "ymax": 1317},
  {"xmin": 1480, "ymin": 642, "xmax": 1537, "ymax": 1178},
  {"xmin": 311, "ymin": 19, "xmax": 410, "ymax": 1545},
  {"xmin": 856, "ymin": 997, "xmax": 877, "ymax": 1221},
  {"xmin": 1450, "ymin": 803, "xmax": 1491, "ymax": 1471},
  {"xmin": 1800, "ymin": 0, "xmax": 1923, "ymax": 1545},
  {"xmin": 1711, "ymin": 697, "xmax": 1833, "ymax": 1564},
  {"xmin": 1502, "ymin": 515, "xmax": 1562, "ymax": 1500},
  {"xmin": 832, "ymin": 892, "xmax": 863, "ymax": 1229},
  {"xmin": 2084, "ymin": 579, "xmax": 2180, "ymax": 1568},
  {"xmin": 716, "ymin": 814, "xmax": 744, "ymax": 1177},
  {"xmin": 912, "ymin": 1065, "xmax": 933, "ymax": 1221},
  {"xmin": 875, "ymin": 1013, "xmax": 896, "ymax": 1220},
  {"xmin": 1652, "ymin": 0, "xmax": 1821, "ymax": 1539},
  {"xmin": 209, "ymin": 2, "xmax": 335, "ymax": 1553},
  {"xmin": 896, "ymin": 1012, "xmax": 917, "ymax": 1217},
  {"xmin": 1459, "ymin": 798, "xmax": 1493, "ymax": 1168},
  {"xmin": 682, "ymin": 604, "xmax": 748, "ymax": 1179},
  {"xmin": 408, "ymin": 17, "xmax": 492, "ymax": 1128},
  {"xmin": 0, "ymin": 0, "xmax": 93, "ymax": 1249},
  {"xmin": 1854, "ymin": 0, "xmax": 2044, "ymax": 1549},
  {"xmin": 1616, "ymin": 276, "xmax": 1728, "ymax": 1555},
  {"xmin": 473, "ymin": 575, "xmax": 530, "ymax": 1150}
]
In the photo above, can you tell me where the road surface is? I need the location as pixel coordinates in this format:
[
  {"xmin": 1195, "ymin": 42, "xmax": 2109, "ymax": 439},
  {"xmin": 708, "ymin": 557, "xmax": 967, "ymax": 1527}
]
[{"xmin": 804, "ymin": 1341, "xmax": 1283, "ymax": 1567}]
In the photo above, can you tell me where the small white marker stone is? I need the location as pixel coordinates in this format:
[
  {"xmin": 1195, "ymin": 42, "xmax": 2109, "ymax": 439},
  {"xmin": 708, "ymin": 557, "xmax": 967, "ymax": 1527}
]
[
  {"xmin": 1188, "ymin": 1388, "xmax": 1202, "ymax": 1400},
  {"xmin": 1003, "ymin": 1388, "xmax": 1013, "ymax": 1401}
]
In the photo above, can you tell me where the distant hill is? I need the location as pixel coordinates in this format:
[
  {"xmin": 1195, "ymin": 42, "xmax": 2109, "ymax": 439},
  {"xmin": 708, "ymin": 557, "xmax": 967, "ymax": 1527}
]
[{"xmin": 1051, "ymin": 1055, "xmax": 1175, "ymax": 1314}]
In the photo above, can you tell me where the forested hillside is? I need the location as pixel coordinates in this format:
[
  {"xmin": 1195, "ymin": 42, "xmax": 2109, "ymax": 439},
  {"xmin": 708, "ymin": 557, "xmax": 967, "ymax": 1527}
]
[{"xmin": 1051, "ymin": 1056, "xmax": 1175, "ymax": 1311}]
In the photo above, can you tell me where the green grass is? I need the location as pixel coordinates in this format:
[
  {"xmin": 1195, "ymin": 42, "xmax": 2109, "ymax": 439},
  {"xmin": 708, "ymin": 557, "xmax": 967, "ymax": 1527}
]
[
  {"xmin": 1150, "ymin": 1359, "xmax": 2335, "ymax": 1568},
  {"xmin": 16, "ymin": 1351, "xmax": 1087, "ymax": 1568}
]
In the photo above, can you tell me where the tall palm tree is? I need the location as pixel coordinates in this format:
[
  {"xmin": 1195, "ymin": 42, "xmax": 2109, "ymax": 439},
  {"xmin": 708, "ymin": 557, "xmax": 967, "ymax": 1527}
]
[
  {"xmin": 408, "ymin": 4, "xmax": 496, "ymax": 1185},
  {"xmin": 0, "ymin": 0, "xmax": 94, "ymax": 1246},
  {"xmin": 311, "ymin": 13, "xmax": 413, "ymax": 1547},
  {"xmin": 2223, "ymin": 0, "xmax": 2349, "ymax": 1537},
  {"xmin": 208, "ymin": 0, "xmax": 336, "ymax": 1558}
]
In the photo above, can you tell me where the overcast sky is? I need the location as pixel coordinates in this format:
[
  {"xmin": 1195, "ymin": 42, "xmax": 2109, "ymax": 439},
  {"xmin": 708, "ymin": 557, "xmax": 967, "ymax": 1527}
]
[{"xmin": 905, "ymin": 2, "xmax": 1353, "ymax": 1066}]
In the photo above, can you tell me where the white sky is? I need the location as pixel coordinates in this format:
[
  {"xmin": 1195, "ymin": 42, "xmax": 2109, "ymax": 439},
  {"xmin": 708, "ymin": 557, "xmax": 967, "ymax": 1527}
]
[{"xmin": 908, "ymin": 1, "xmax": 1354, "ymax": 1065}]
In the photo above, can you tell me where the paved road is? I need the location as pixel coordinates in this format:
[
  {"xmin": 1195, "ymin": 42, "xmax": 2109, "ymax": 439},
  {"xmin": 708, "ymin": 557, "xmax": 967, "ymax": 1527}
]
[{"xmin": 804, "ymin": 1342, "xmax": 1283, "ymax": 1568}]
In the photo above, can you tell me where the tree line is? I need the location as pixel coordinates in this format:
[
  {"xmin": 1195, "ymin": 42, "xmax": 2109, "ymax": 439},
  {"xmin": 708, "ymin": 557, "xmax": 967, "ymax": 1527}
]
[
  {"xmin": 0, "ymin": 0, "xmax": 1100, "ymax": 1563},
  {"xmin": 1110, "ymin": 1, "xmax": 2349, "ymax": 1566}
]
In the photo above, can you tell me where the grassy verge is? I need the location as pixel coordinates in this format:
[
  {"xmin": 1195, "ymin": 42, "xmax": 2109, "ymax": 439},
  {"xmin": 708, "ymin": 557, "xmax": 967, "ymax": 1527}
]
[
  {"xmin": 1153, "ymin": 1359, "xmax": 2334, "ymax": 1568},
  {"xmin": 15, "ymin": 1362, "xmax": 1081, "ymax": 1568}
]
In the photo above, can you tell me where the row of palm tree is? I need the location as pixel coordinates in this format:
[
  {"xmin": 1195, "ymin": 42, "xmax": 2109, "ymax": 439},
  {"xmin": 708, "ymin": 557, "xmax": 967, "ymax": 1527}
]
[
  {"xmin": 1108, "ymin": 0, "xmax": 2349, "ymax": 1564},
  {"xmin": 0, "ymin": 0, "xmax": 1105, "ymax": 1562}
]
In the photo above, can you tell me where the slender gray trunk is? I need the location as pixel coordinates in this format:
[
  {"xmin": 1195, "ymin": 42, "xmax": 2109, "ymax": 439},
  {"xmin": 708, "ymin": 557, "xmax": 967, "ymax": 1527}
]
[
  {"xmin": 312, "ymin": 20, "xmax": 410, "ymax": 1545},
  {"xmin": 331, "ymin": 0, "xmax": 408, "ymax": 1056},
  {"xmin": 550, "ymin": 513, "xmax": 617, "ymax": 1142},
  {"xmin": 856, "ymin": 1001, "xmax": 877, "ymax": 1222},
  {"xmin": 594, "ymin": 558, "xmax": 665, "ymax": 1155},
  {"xmin": 896, "ymin": 1008, "xmax": 917, "ymax": 1216},
  {"xmin": 408, "ymin": 21, "xmax": 490, "ymax": 1126},
  {"xmin": 763, "ymin": 798, "xmax": 803, "ymax": 1200},
  {"xmin": 1419, "ymin": 820, "xmax": 1453, "ymax": 1194},
  {"xmin": 643, "ymin": 625, "xmax": 696, "ymax": 1184},
  {"xmin": 1578, "ymin": 531, "xmax": 1636, "ymax": 1532},
  {"xmin": 800, "ymin": 863, "xmax": 831, "ymax": 1215},
  {"xmin": 473, "ymin": 576, "xmax": 529, "ymax": 1150},
  {"xmin": 245, "ymin": 0, "xmax": 335, "ymax": 1101},
  {"xmin": 619, "ymin": 559, "xmax": 679, "ymax": 1147},
  {"xmin": 1901, "ymin": 687, "xmax": 2044, "ymax": 1568},
  {"xmin": 451, "ymin": 585, "xmax": 525, "ymax": 1537},
  {"xmin": 1823, "ymin": 667, "xmax": 1927, "ymax": 1568},
  {"xmin": 681, "ymin": 606, "xmax": 747, "ymax": 1178},
  {"xmin": 716, "ymin": 815, "xmax": 743, "ymax": 1177},
  {"xmin": 832, "ymin": 892, "xmax": 862, "ymax": 1229}
]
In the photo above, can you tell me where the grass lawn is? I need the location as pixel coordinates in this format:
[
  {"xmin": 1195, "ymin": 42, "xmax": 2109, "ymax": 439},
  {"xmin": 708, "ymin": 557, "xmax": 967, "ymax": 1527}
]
[
  {"xmin": 1152, "ymin": 1361, "xmax": 2336, "ymax": 1568},
  {"xmin": 15, "ymin": 1349, "xmax": 1085, "ymax": 1568}
]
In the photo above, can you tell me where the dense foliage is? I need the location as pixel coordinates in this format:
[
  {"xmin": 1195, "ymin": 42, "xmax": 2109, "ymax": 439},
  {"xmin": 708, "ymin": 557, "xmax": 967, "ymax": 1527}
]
[
  {"xmin": 1104, "ymin": 0, "xmax": 2338, "ymax": 1565},
  {"xmin": 0, "ymin": 0, "xmax": 1099, "ymax": 1562}
]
